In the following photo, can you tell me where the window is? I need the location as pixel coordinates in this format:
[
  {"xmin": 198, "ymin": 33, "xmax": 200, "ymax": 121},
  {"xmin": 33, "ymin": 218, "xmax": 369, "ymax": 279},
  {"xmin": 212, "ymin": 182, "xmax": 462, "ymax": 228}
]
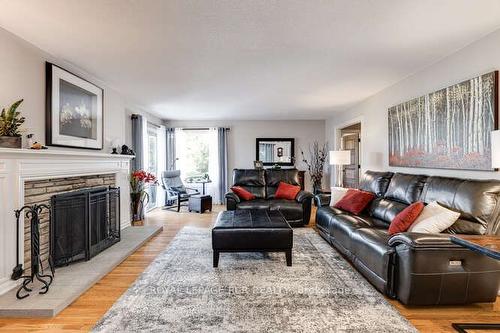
[
  {"xmin": 176, "ymin": 129, "xmax": 210, "ymax": 179},
  {"xmin": 173, "ymin": 127, "xmax": 225, "ymax": 203}
]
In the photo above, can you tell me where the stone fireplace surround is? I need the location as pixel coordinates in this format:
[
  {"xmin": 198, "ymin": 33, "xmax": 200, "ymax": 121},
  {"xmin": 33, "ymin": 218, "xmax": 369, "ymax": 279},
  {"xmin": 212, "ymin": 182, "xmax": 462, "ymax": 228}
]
[
  {"xmin": 0, "ymin": 148, "xmax": 133, "ymax": 295},
  {"xmin": 24, "ymin": 174, "xmax": 117, "ymax": 274}
]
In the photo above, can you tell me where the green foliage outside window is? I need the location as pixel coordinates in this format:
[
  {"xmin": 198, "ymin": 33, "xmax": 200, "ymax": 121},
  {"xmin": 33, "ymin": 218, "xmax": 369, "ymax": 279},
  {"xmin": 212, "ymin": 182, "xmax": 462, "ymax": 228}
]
[{"xmin": 183, "ymin": 131, "xmax": 209, "ymax": 178}]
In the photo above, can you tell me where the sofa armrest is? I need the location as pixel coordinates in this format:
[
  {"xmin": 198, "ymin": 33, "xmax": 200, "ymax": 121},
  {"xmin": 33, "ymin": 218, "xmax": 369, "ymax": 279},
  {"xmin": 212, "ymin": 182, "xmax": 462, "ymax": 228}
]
[
  {"xmin": 388, "ymin": 232, "xmax": 500, "ymax": 305},
  {"xmin": 388, "ymin": 232, "xmax": 460, "ymax": 249},
  {"xmin": 296, "ymin": 191, "xmax": 313, "ymax": 225},
  {"xmin": 225, "ymin": 191, "xmax": 240, "ymax": 202},
  {"xmin": 225, "ymin": 191, "xmax": 240, "ymax": 210},
  {"xmin": 314, "ymin": 194, "xmax": 331, "ymax": 207},
  {"xmin": 295, "ymin": 190, "xmax": 313, "ymax": 203}
]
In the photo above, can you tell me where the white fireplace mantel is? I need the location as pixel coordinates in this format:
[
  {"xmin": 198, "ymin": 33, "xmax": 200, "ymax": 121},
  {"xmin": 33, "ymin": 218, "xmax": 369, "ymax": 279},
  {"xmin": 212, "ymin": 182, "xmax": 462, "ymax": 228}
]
[
  {"xmin": 0, "ymin": 148, "xmax": 134, "ymax": 295},
  {"xmin": 0, "ymin": 147, "xmax": 135, "ymax": 160}
]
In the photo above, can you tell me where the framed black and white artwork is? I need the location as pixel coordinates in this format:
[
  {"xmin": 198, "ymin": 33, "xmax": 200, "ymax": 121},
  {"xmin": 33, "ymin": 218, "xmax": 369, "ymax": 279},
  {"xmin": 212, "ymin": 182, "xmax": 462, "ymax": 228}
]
[{"xmin": 46, "ymin": 62, "xmax": 103, "ymax": 150}]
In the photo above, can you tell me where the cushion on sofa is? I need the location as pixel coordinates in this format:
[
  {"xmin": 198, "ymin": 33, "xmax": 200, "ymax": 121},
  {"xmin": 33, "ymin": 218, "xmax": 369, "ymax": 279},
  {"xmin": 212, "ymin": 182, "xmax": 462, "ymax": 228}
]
[
  {"xmin": 316, "ymin": 207, "xmax": 338, "ymax": 235},
  {"xmin": 384, "ymin": 173, "xmax": 427, "ymax": 204},
  {"xmin": 231, "ymin": 186, "xmax": 256, "ymax": 201},
  {"xmin": 232, "ymin": 169, "xmax": 266, "ymax": 198},
  {"xmin": 316, "ymin": 205, "xmax": 345, "ymax": 231},
  {"xmin": 236, "ymin": 199, "xmax": 270, "ymax": 210},
  {"xmin": 328, "ymin": 214, "xmax": 374, "ymax": 256},
  {"xmin": 421, "ymin": 176, "xmax": 500, "ymax": 231},
  {"xmin": 265, "ymin": 169, "xmax": 300, "ymax": 199},
  {"xmin": 368, "ymin": 198, "xmax": 408, "ymax": 226},
  {"xmin": 334, "ymin": 189, "xmax": 375, "ymax": 215},
  {"xmin": 445, "ymin": 219, "xmax": 487, "ymax": 235},
  {"xmin": 269, "ymin": 199, "xmax": 303, "ymax": 221},
  {"xmin": 330, "ymin": 187, "xmax": 349, "ymax": 206},
  {"xmin": 408, "ymin": 201, "xmax": 460, "ymax": 233},
  {"xmin": 275, "ymin": 182, "xmax": 301, "ymax": 200},
  {"xmin": 359, "ymin": 171, "xmax": 394, "ymax": 197},
  {"xmin": 388, "ymin": 201, "xmax": 425, "ymax": 235}
]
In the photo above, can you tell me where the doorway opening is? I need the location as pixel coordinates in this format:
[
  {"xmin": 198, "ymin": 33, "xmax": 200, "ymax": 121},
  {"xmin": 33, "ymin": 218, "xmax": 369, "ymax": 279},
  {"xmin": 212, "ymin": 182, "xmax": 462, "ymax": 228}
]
[{"xmin": 340, "ymin": 123, "xmax": 361, "ymax": 188}]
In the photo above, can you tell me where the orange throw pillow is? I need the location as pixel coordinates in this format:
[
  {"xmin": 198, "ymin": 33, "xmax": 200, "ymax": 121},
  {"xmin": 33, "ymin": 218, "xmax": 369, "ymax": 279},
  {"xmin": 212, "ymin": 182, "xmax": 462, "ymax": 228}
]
[
  {"xmin": 231, "ymin": 186, "xmax": 256, "ymax": 201},
  {"xmin": 388, "ymin": 201, "xmax": 425, "ymax": 235},
  {"xmin": 275, "ymin": 182, "xmax": 301, "ymax": 200},
  {"xmin": 334, "ymin": 189, "xmax": 375, "ymax": 215}
]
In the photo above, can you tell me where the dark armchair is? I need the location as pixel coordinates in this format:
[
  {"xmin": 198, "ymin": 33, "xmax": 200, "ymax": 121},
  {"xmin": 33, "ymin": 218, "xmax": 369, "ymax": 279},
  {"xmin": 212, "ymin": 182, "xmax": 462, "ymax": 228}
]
[{"xmin": 161, "ymin": 170, "xmax": 199, "ymax": 212}]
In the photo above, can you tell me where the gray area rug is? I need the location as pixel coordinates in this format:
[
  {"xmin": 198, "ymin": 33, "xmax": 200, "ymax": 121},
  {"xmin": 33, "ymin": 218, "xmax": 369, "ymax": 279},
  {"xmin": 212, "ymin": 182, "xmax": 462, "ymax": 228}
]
[{"xmin": 93, "ymin": 227, "xmax": 417, "ymax": 333}]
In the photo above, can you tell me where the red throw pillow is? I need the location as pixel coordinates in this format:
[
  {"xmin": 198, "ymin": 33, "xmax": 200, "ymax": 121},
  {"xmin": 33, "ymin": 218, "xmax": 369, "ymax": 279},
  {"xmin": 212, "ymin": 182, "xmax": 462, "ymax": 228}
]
[
  {"xmin": 334, "ymin": 189, "xmax": 375, "ymax": 215},
  {"xmin": 275, "ymin": 182, "xmax": 301, "ymax": 200},
  {"xmin": 388, "ymin": 201, "xmax": 425, "ymax": 235},
  {"xmin": 231, "ymin": 186, "xmax": 255, "ymax": 201}
]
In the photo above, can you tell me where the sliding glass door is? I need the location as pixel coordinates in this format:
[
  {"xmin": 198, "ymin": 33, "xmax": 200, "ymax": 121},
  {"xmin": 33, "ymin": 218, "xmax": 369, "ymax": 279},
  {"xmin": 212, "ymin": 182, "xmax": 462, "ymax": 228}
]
[{"xmin": 145, "ymin": 123, "xmax": 158, "ymax": 211}]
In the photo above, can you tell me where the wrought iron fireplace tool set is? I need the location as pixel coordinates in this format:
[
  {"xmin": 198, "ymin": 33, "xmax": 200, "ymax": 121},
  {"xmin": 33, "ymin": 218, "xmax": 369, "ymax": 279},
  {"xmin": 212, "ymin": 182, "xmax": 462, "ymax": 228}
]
[{"xmin": 11, "ymin": 204, "xmax": 54, "ymax": 299}]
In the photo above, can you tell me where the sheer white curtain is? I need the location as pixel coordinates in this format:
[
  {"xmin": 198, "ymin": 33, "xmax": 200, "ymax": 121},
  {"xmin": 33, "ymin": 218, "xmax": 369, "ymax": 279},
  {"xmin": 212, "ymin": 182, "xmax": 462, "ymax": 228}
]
[
  {"xmin": 208, "ymin": 128, "xmax": 221, "ymax": 203},
  {"xmin": 156, "ymin": 126, "xmax": 166, "ymax": 207}
]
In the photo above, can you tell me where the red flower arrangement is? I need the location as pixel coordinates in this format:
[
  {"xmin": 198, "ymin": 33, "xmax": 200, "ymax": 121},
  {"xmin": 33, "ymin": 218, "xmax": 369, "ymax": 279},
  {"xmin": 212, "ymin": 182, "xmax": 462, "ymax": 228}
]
[
  {"xmin": 130, "ymin": 170, "xmax": 158, "ymax": 223},
  {"xmin": 130, "ymin": 170, "xmax": 157, "ymax": 194}
]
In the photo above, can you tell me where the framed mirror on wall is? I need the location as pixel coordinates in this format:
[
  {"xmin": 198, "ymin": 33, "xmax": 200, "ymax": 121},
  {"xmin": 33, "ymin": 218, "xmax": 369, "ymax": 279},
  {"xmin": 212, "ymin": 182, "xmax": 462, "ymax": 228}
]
[{"xmin": 256, "ymin": 138, "xmax": 295, "ymax": 166}]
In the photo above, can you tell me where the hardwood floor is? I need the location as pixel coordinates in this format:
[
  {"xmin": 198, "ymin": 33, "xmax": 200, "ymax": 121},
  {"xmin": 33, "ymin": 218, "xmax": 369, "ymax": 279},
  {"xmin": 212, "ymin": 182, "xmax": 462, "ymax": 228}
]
[{"xmin": 0, "ymin": 205, "xmax": 498, "ymax": 332}]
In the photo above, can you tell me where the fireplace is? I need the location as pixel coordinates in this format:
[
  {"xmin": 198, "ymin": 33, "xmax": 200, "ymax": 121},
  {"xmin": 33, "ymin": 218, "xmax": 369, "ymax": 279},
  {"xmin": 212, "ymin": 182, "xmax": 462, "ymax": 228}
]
[
  {"xmin": 50, "ymin": 186, "xmax": 121, "ymax": 267},
  {"xmin": 0, "ymin": 149, "xmax": 132, "ymax": 296}
]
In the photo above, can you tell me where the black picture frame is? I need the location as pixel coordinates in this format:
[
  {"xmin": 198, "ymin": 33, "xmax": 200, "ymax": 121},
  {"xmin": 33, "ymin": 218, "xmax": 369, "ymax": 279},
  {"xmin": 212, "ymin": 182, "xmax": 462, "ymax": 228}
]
[
  {"xmin": 255, "ymin": 138, "xmax": 295, "ymax": 166},
  {"xmin": 46, "ymin": 62, "xmax": 104, "ymax": 150}
]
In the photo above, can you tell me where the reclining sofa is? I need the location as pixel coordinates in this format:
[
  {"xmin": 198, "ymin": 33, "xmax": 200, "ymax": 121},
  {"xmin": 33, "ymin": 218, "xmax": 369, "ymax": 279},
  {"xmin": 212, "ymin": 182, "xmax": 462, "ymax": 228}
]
[
  {"xmin": 315, "ymin": 171, "xmax": 500, "ymax": 305},
  {"xmin": 225, "ymin": 169, "xmax": 313, "ymax": 227}
]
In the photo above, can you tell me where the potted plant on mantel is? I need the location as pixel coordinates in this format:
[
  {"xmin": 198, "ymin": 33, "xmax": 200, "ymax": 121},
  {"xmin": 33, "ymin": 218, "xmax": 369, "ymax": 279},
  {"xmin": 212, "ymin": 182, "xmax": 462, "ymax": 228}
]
[
  {"xmin": 130, "ymin": 170, "xmax": 157, "ymax": 225},
  {"xmin": 0, "ymin": 99, "xmax": 25, "ymax": 148},
  {"xmin": 301, "ymin": 141, "xmax": 328, "ymax": 194}
]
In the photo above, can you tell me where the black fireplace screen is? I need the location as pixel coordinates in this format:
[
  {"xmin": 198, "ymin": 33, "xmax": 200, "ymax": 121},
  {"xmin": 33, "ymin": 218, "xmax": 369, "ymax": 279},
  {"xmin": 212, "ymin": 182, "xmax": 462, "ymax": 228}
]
[{"xmin": 50, "ymin": 186, "xmax": 120, "ymax": 267}]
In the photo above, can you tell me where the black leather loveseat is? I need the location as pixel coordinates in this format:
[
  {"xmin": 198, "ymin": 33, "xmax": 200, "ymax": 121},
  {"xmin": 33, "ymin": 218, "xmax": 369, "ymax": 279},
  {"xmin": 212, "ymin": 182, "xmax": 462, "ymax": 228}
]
[
  {"xmin": 315, "ymin": 171, "xmax": 500, "ymax": 305},
  {"xmin": 225, "ymin": 169, "xmax": 313, "ymax": 227}
]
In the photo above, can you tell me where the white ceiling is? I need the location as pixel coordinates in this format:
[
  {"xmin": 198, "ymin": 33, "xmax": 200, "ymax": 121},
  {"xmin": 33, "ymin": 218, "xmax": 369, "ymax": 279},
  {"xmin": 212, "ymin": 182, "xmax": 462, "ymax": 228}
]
[{"xmin": 1, "ymin": 0, "xmax": 500, "ymax": 120}]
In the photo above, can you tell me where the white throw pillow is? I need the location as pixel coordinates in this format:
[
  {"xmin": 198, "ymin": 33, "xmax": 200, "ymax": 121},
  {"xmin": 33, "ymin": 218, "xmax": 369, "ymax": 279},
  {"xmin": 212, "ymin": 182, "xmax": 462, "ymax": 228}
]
[
  {"xmin": 329, "ymin": 187, "xmax": 349, "ymax": 207},
  {"xmin": 408, "ymin": 201, "xmax": 460, "ymax": 233}
]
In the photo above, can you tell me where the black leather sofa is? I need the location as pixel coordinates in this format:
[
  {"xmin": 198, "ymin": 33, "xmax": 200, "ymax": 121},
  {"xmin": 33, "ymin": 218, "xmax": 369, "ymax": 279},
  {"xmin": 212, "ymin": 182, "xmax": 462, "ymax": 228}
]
[
  {"xmin": 315, "ymin": 171, "xmax": 500, "ymax": 305},
  {"xmin": 225, "ymin": 169, "xmax": 313, "ymax": 227}
]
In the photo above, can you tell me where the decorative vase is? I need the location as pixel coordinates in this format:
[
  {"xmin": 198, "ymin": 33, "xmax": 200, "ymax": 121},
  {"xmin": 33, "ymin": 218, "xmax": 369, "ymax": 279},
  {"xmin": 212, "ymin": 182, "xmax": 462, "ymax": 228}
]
[
  {"xmin": 313, "ymin": 181, "xmax": 323, "ymax": 195},
  {"xmin": 0, "ymin": 136, "xmax": 21, "ymax": 148},
  {"xmin": 131, "ymin": 192, "xmax": 145, "ymax": 224}
]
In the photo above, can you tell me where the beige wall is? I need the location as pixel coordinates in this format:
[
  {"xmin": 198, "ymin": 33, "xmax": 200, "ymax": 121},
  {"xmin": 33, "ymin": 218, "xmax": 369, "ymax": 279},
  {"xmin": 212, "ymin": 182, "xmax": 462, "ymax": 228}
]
[{"xmin": 326, "ymin": 28, "xmax": 500, "ymax": 185}]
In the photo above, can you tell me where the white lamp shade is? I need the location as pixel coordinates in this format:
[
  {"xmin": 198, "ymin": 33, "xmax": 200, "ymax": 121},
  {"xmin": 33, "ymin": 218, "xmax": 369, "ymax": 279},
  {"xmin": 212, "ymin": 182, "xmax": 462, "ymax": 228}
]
[
  {"xmin": 329, "ymin": 150, "xmax": 351, "ymax": 165},
  {"xmin": 491, "ymin": 130, "xmax": 500, "ymax": 169}
]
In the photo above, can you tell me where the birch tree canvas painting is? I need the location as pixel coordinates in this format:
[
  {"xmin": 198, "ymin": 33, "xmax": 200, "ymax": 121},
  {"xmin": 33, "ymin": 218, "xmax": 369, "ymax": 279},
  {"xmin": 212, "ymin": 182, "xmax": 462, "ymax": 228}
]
[{"xmin": 388, "ymin": 71, "xmax": 498, "ymax": 170}]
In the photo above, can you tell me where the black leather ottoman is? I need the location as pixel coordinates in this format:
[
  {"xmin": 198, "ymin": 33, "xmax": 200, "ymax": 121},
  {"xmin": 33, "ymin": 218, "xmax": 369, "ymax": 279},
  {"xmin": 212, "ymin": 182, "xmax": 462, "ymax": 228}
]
[{"xmin": 212, "ymin": 210, "xmax": 293, "ymax": 267}]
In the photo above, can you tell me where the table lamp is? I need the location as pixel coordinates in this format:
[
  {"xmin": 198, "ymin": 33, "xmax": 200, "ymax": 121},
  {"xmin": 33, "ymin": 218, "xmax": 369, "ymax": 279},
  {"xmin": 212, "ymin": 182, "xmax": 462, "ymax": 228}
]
[{"xmin": 329, "ymin": 150, "xmax": 351, "ymax": 187}]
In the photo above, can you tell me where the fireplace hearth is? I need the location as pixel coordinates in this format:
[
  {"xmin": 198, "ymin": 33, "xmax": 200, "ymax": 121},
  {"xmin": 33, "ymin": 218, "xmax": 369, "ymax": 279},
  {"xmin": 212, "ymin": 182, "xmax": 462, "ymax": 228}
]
[{"xmin": 50, "ymin": 186, "xmax": 121, "ymax": 267}]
